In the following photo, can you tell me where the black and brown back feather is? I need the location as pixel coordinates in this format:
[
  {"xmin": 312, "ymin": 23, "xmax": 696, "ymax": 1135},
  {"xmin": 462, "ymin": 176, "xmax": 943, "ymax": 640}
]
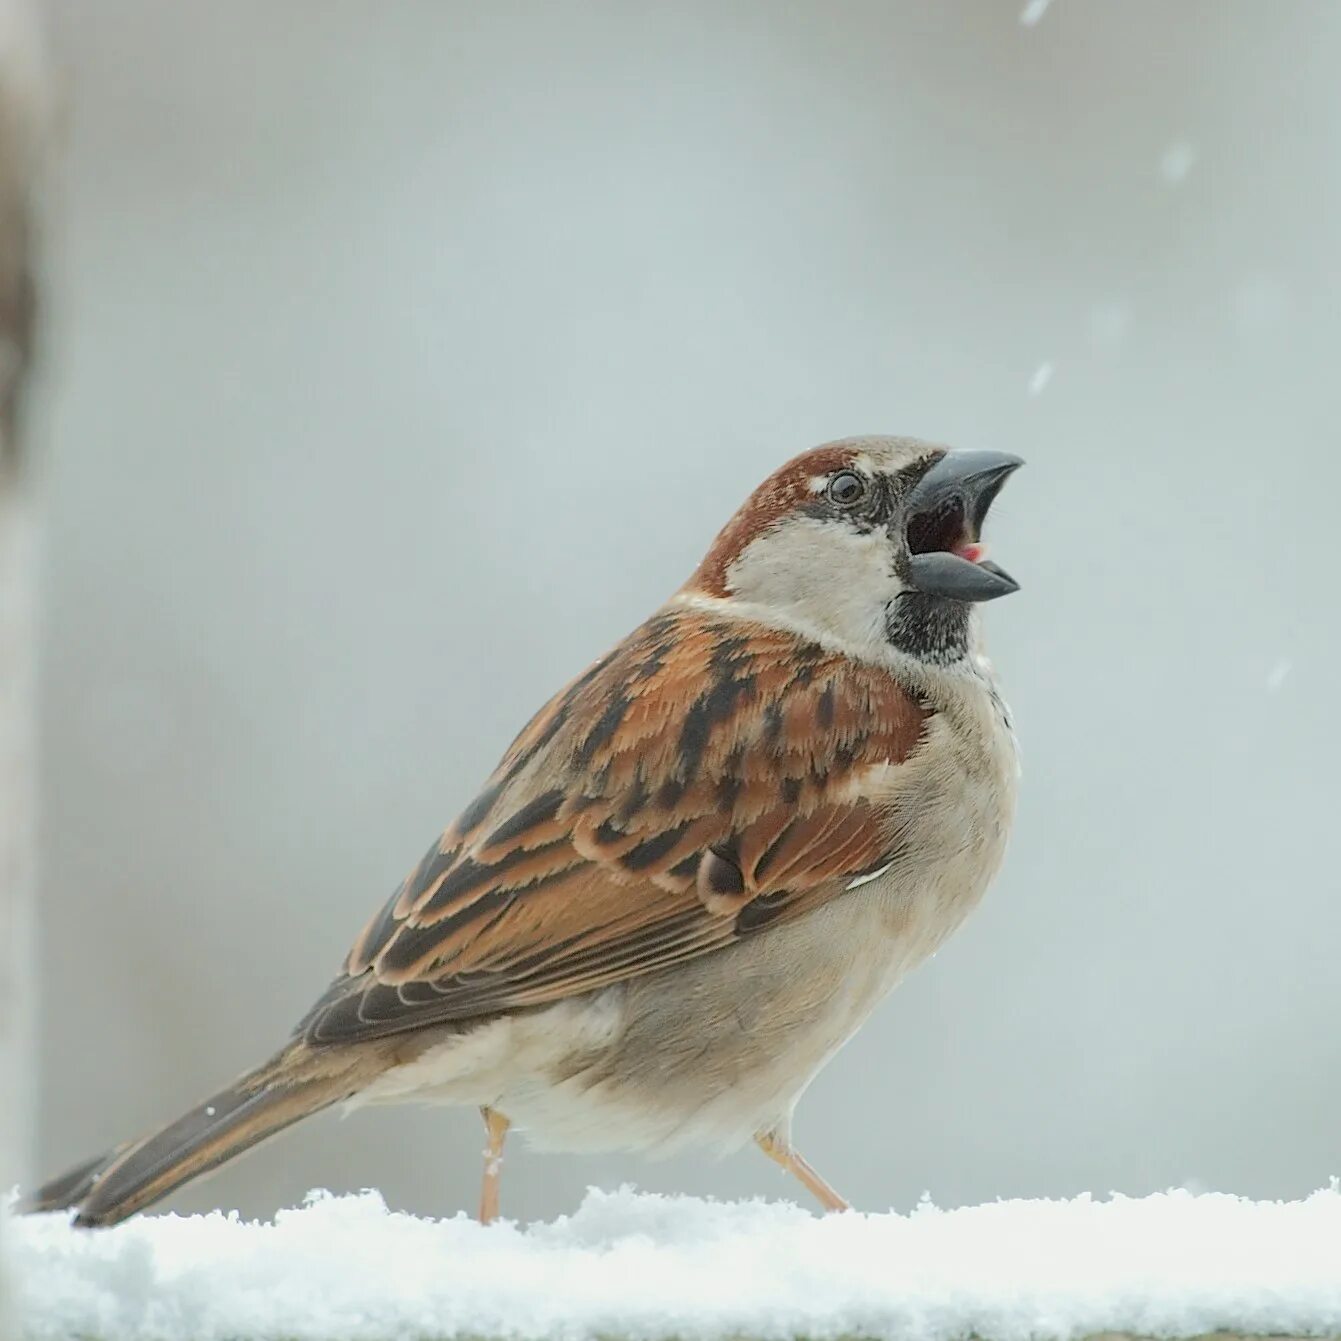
[{"xmin": 300, "ymin": 605, "xmax": 931, "ymax": 1043}]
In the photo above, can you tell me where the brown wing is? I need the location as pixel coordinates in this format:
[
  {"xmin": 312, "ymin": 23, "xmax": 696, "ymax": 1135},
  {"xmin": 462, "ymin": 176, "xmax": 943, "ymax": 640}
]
[{"xmin": 299, "ymin": 606, "xmax": 931, "ymax": 1045}]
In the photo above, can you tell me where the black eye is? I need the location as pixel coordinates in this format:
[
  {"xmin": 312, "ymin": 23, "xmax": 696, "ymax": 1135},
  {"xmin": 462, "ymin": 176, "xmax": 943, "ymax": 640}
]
[{"xmin": 827, "ymin": 470, "xmax": 868, "ymax": 507}]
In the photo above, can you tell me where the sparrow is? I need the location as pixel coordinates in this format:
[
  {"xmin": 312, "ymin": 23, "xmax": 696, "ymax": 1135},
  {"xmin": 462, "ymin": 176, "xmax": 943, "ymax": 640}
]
[{"xmin": 25, "ymin": 435, "xmax": 1022, "ymax": 1228}]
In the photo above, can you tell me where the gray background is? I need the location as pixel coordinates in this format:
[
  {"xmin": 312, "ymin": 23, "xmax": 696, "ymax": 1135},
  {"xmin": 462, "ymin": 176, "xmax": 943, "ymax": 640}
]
[{"xmin": 33, "ymin": 0, "xmax": 1341, "ymax": 1222}]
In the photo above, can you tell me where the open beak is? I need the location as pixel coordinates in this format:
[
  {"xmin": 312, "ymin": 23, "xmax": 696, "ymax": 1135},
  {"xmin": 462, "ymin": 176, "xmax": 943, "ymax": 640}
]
[{"xmin": 903, "ymin": 450, "xmax": 1023, "ymax": 602}]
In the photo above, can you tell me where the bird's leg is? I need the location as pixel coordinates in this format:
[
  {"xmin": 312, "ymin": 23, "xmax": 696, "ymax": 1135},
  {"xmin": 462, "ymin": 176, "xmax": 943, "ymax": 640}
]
[
  {"xmin": 478, "ymin": 1106, "xmax": 511, "ymax": 1225},
  {"xmin": 755, "ymin": 1128, "xmax": 851, "ymax": 1213}
]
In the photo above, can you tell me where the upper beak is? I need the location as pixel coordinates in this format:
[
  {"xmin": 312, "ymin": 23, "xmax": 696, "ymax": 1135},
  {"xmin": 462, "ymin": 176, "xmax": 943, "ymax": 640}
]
[{"xmin": 904, "ymin": 450, "xmax": 1024, "ymax": 602}]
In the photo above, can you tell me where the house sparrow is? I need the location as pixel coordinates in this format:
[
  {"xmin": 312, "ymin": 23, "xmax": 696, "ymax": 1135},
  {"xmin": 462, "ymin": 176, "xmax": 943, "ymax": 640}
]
[{"xmin": 25, "ymin": 435, "xmax": 1022, "ymax": 1228}]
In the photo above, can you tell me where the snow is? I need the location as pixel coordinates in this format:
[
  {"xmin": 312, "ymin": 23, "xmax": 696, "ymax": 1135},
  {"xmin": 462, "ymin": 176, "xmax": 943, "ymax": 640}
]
[
  {"xmin": 1018, "ymin": 0, "xmax": 1052, "ymax": 28},
  {"xmin": 1266, "ymin": 658, "xmax": 1292, "ymax": 692},
  {"xmin": 1158, "ymin": 141, "xmax": 1197, "ymax": 186},
  {"xmin": 9, "ymin": 1184, "xmax": 1341, "ymax": 1341},
  {"xmin": 1027, "ymin": 362, "xmax": 1054, "ymax": 396}
]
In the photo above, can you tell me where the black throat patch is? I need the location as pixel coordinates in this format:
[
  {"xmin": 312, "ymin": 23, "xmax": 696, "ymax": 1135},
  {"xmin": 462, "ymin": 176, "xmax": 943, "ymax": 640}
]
[{"xmin": 884, "ymin": 593, "xmax": 971, "ymax": 664}]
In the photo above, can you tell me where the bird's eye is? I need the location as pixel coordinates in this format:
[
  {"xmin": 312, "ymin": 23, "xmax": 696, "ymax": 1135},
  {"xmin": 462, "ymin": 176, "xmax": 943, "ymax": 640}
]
[{"xmin": 827, "ymin": 471, "xmax": 868, "ymax": 507}]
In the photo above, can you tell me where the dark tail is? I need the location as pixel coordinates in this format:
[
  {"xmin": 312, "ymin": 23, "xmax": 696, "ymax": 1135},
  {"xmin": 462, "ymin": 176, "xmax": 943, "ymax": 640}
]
[{"xmin": 20, "ymin": 1042, "xmax": 389, "ymax": 1228}]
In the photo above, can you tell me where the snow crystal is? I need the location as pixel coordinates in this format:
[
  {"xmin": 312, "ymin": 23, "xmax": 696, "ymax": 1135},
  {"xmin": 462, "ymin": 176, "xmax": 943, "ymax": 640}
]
[
  {"xmin": 1027, "ymin": 362, "xmax": 1054, "ymax": 397},
  {"xmin": 1159, "ymin": 141, "xmax": 1197, "ymax": 186},
  {"xmin": 1018, "ymin": 0, "xmax": 1052, "ymax": 28},
  {"xmin": 1266, "ymin": 658, "xmax": 1292, "ymax": 692},
  {"xmin": 9, "ymin": 1184, "xmax": 1341, "ymax": 1341}
]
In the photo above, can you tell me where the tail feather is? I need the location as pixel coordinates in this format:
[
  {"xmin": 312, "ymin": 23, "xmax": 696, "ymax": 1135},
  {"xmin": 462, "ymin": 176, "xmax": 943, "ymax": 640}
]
[
  {"xmin": 21, "ymin": 1042, "xmax": 389, "ymax": 1228},
  {"xmin": 17, "ymin": 1144, "xmax": 133, "ymax": 1215}
]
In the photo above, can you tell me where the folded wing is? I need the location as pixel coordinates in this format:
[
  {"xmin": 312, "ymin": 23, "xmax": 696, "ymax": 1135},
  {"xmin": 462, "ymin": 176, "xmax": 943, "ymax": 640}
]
[{"xmin": 300, "ymin": 606, "xmax": 931, "ymax": 1044}]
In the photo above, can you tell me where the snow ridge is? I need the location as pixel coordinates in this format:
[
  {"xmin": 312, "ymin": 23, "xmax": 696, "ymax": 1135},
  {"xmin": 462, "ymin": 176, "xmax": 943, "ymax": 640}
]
[{"xmin": 10, "ymin": 1184, "xmax": 1341, "ymax": 1341}]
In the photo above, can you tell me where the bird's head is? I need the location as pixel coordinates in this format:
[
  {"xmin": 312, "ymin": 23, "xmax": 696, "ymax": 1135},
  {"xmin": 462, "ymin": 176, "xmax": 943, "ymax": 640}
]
[{"xmin": 683, "ymin": 435, "xmax": 1023, "ymax": 663}]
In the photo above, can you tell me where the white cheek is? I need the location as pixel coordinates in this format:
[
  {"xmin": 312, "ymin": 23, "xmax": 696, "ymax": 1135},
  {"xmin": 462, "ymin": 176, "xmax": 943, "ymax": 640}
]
[{"xmin": 724, "ymin": 518, "xmax": 900, "ymax": 652}]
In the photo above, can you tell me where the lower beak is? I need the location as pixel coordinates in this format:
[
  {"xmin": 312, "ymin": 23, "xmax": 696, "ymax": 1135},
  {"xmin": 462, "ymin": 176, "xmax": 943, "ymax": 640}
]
[{"xmin": 904, "ymin": 450, "xmax": 1023, "ymax": 602}]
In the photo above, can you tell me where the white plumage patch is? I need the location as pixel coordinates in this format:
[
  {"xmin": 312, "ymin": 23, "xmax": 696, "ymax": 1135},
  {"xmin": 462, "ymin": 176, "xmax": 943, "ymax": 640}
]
[{"xmin": 846, "ymin": 859, "xmax": 896, "ymax": 891}]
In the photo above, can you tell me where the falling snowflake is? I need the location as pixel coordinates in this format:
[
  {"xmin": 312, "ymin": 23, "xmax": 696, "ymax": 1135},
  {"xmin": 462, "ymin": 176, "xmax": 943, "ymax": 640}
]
[
  {"xmin": 1159, "ymin": 141, "xmax": 1197, "ymax": 185},
  {"xmin": 1019, "ymin": 0, "xmax": 1052, "ymax": 26},
  {"xmin": 1265, "ymin": 659, "xmax": 1292, "ymax": 693},
  {"xmin": 1028, "ymin": 362, "xmax": 1054, "ymax": 397}
]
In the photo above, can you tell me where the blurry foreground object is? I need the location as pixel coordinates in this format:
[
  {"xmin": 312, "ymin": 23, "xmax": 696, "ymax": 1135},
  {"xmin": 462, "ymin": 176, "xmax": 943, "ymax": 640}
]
[
  {"xmin": 0, "ymin": 0, "xmax": 42, "ymax": 1332},
  {"xmin": 25, "ymin": 437, "xmax": 1022, "ymax": 1228}
]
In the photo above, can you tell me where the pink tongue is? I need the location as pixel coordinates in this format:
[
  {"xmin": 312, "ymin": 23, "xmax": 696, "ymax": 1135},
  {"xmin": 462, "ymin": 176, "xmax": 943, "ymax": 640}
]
[{"xmin": 955, "ymin": 541, "xmax": 987, "ymax": 564}]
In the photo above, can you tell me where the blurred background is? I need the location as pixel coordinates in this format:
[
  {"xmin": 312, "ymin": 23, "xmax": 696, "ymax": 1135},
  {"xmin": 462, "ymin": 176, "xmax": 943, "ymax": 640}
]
[{"xmin": 30, "ymin": 0, "xmax": 1341, "ymax": 1222}]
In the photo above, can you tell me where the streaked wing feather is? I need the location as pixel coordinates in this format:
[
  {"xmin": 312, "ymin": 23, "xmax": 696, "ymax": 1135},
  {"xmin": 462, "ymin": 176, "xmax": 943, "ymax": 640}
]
[{"xmin": 300, "ymin": 607, "xmax": 930, "ymax": 1045}]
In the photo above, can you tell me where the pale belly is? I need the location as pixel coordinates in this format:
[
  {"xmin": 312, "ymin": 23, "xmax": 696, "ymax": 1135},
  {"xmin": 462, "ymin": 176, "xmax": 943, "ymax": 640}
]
[{"xmin": 350, "ymin": 856, "xmax": 993, "ymax": 1156}]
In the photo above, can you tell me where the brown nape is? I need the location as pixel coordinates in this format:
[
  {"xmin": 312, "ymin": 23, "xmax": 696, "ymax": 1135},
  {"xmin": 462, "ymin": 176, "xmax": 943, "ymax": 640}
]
[{"xmin": 685, "ymin": 444, "xmax": 857, "ymax": 597}]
